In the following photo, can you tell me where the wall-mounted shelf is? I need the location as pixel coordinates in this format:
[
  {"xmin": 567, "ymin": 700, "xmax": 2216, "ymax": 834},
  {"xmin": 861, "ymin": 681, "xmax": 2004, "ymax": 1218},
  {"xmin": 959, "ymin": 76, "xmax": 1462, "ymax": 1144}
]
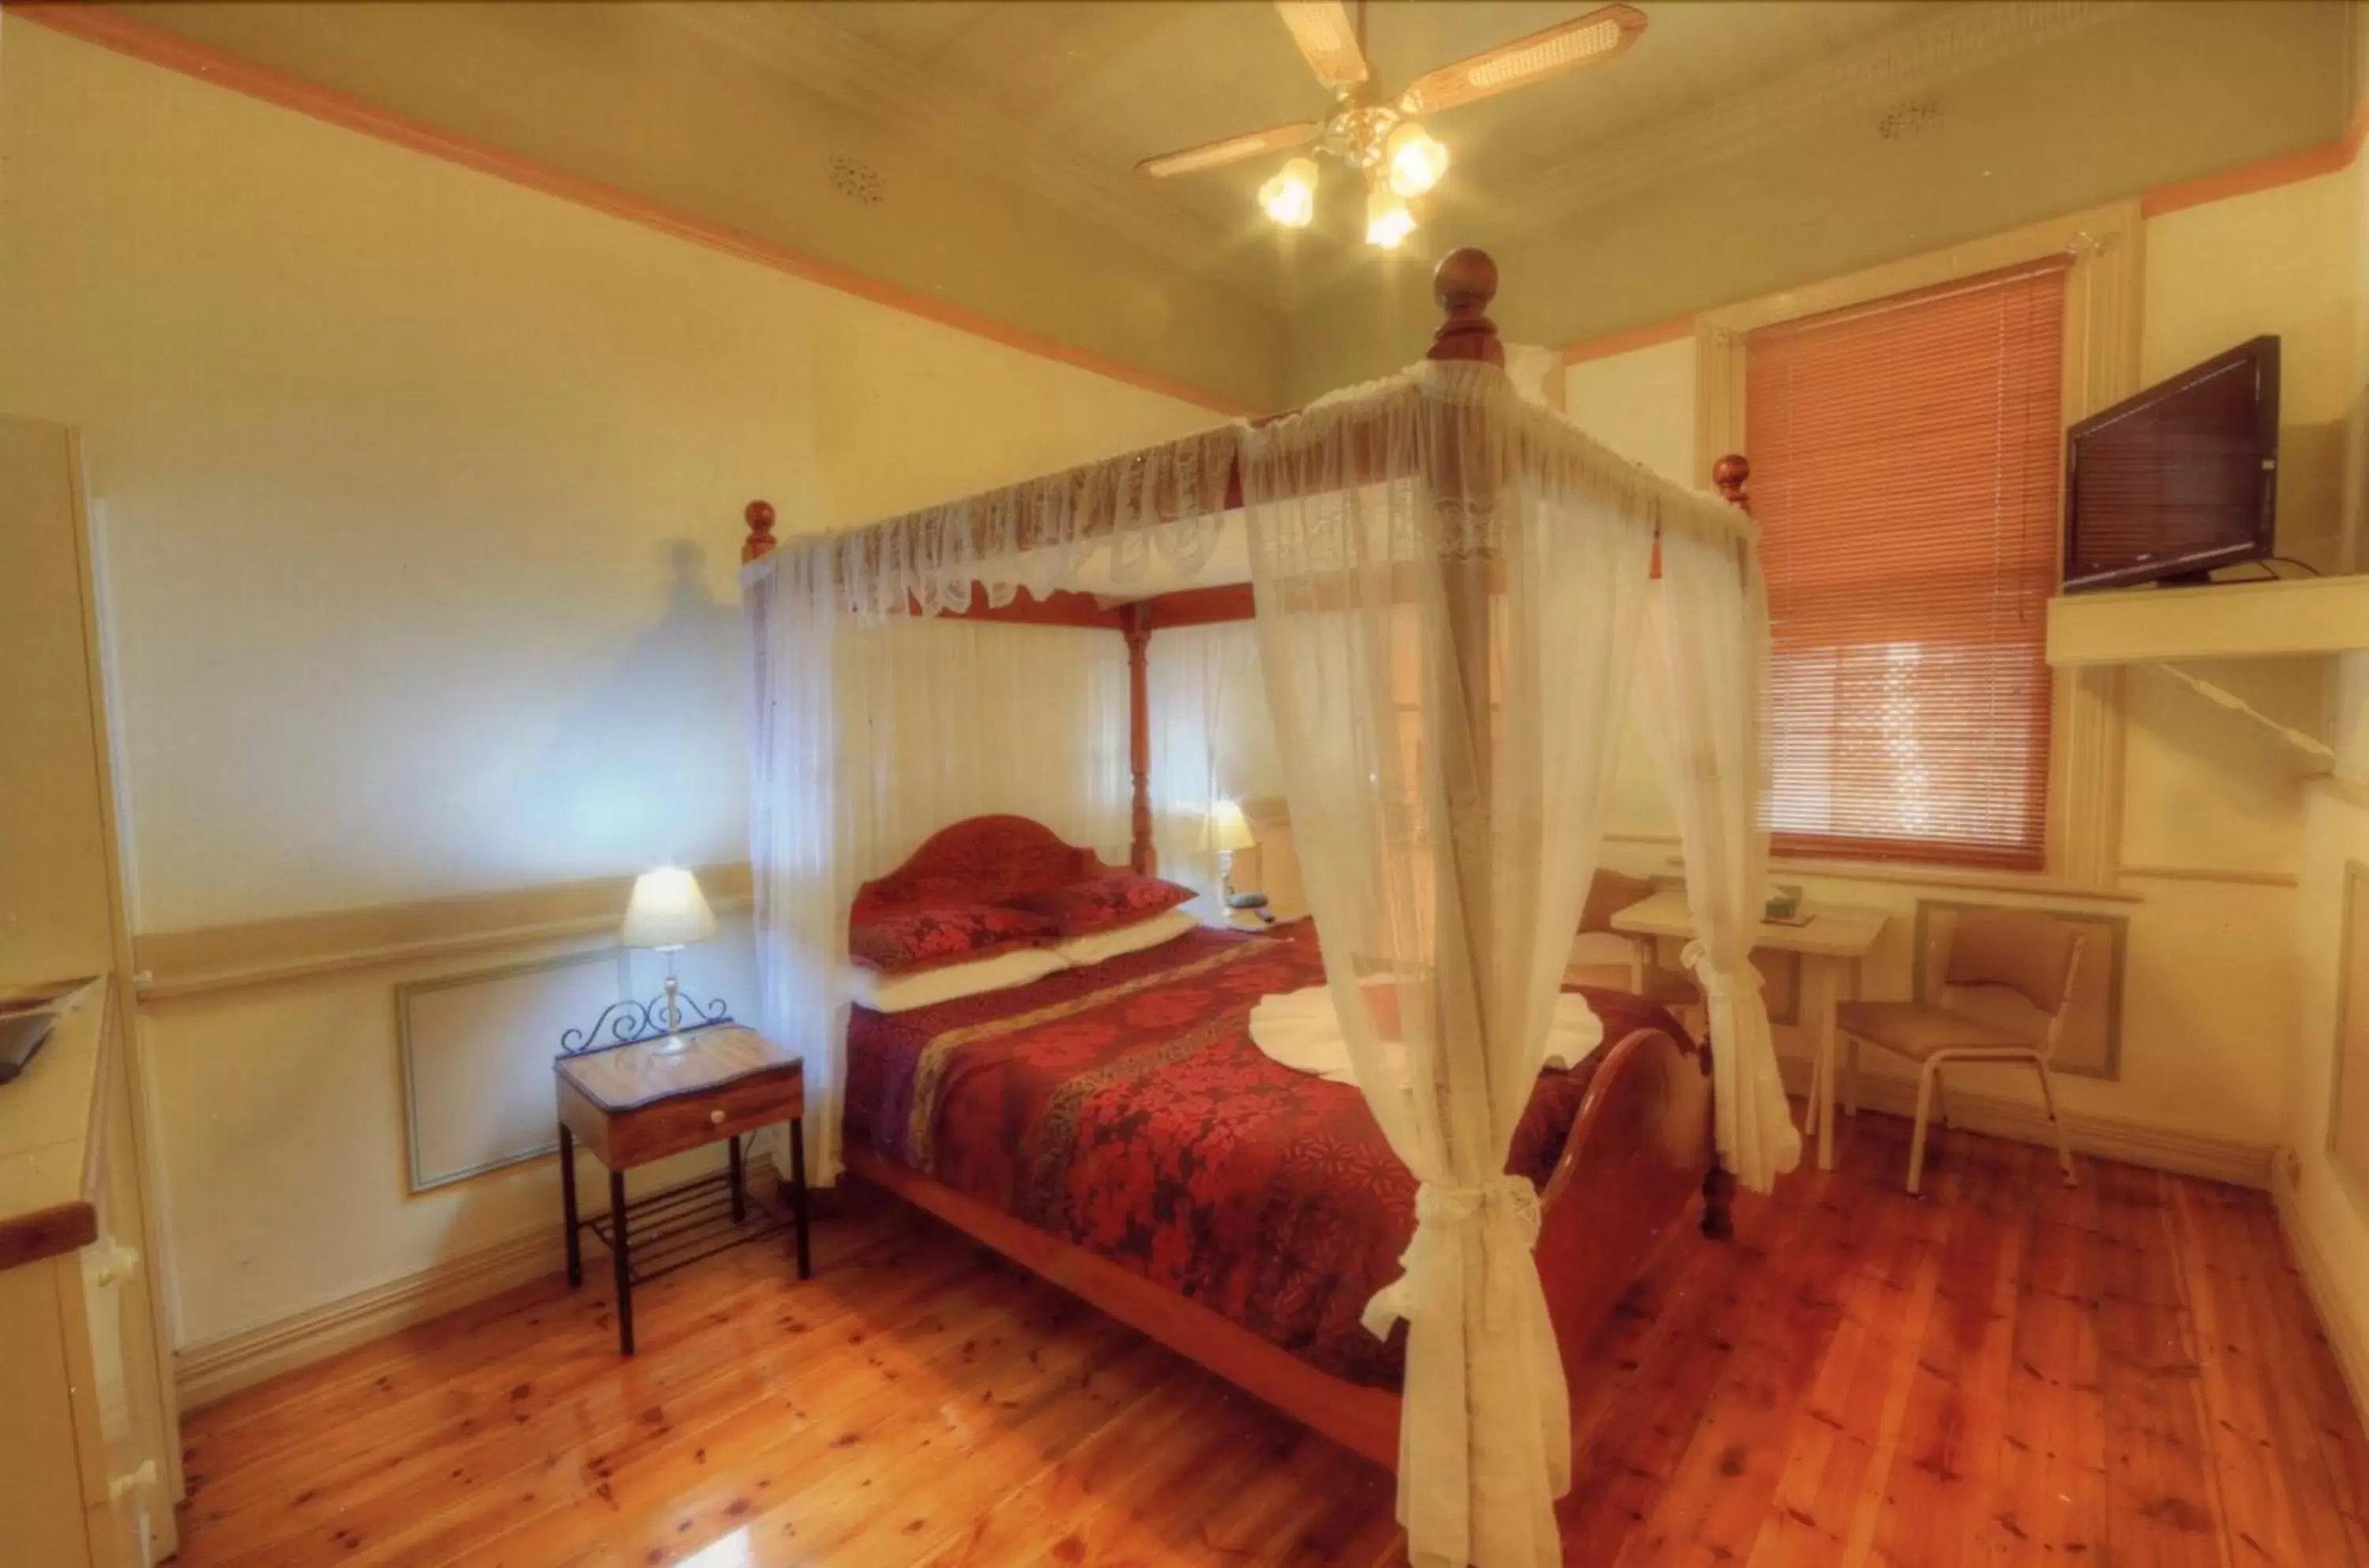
[
  {"xmin": 2045, "ymin": 573, "xmax": 2366, "ymax": 782},
  {"xmin": 2046, "ymin": 573, "xmax": 2369, "ymax": 667}
]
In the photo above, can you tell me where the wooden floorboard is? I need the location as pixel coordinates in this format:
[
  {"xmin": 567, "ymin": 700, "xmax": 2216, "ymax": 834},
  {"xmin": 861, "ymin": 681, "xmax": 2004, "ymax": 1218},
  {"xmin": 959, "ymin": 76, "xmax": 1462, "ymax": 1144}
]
[{"xmin": 171, "ymin": 1110, "xmax": 2369, "ymax": 1568}]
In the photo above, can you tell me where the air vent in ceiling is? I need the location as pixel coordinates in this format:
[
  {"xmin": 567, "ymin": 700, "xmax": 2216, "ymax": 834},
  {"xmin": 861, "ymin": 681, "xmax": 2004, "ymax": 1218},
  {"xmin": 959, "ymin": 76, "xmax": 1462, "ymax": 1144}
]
[
  {"xmin": 1876, "ymin": 99, "xmax": 1942, "ymax": 141},
  {"xmin": 829, "ymin": 156, "xmax": 884, "ymax": 205}
]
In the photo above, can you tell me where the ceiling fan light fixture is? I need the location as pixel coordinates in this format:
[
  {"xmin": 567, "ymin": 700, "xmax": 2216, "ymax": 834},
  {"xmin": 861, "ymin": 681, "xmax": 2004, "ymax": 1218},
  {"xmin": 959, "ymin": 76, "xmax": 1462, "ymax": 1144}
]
[
  {"xmin": 1384, "ymin": 122, "xmax": 1449, "ymax": 197},
  {"xmin": 1258, "ymin": 156, "xmax": 1320, "ymax": 228},
  {"xmin": 1365, "ymin": 186, "xmax": 1417, "ymax": 250}
]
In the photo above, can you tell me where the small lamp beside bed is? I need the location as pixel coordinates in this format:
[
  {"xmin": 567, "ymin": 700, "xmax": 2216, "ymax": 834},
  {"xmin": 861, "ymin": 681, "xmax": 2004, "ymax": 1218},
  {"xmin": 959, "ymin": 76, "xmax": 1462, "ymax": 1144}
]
[
  {"xmin": 1205, "ymin": 799, "xmax": 1273, "ymax": 925},
  {"xmin": 620, "ymin": 867, "xmax": 718, "ymax": 1052}
]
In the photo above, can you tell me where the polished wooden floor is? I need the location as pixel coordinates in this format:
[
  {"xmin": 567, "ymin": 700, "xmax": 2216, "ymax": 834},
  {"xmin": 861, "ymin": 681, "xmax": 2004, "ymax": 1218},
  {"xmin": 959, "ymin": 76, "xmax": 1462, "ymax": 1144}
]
[{"xmin": 174, "ymin": 1112, "xmax": 2369, "ymax": 1568}]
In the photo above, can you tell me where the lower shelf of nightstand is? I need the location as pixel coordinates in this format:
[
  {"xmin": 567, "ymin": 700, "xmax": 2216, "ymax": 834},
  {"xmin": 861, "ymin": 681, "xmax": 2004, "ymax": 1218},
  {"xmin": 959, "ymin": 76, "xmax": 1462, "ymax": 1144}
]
[{"xmin": 578, "ymin": 1170, "xmax": 793, "ymax": 1287}]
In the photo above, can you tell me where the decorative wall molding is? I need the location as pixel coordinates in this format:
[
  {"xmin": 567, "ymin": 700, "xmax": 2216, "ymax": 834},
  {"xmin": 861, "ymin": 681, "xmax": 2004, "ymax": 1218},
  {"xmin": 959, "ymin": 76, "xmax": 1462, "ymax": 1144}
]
[
  {"xmin": 2273, "ymin": 1180, "xmax": 2369, "ymax": 1426},
  {"xmin": 2119, "ymin": 863, "xmax": 2302, "ymax": 889},
  {"xmin": 1510, "ymin": 1, "xmax": 2135, "ymax": 234},
  {"xmin": 1774, "ymin": 1055, "xmax": 2274, "ymax": 1190},
  {"xmin": 134, "ymin": 861, "xmax": 752, "ymax": 1000}
]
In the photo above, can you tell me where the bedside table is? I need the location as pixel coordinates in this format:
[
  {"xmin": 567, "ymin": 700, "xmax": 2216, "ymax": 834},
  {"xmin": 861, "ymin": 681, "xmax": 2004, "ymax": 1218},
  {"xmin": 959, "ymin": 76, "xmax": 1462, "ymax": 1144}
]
[{"xmin": 554, "ymin": 1024, "xmax": 809, "ymax": 1354}]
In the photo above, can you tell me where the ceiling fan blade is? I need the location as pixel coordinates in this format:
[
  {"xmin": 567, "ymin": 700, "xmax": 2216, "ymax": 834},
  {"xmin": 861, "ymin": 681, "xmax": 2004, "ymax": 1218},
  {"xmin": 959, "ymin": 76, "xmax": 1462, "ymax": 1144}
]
[
  {"xmin": 1275, "ymin": 0, "xmax": 1371, "ymax": 90},
  {"xmin": 1136, "ymin": 121, "xmax": 1323, "ymax": 178},
  {"xmin": 1398, "ymin": 3, "xmax": 1646, "ymax": 116}
]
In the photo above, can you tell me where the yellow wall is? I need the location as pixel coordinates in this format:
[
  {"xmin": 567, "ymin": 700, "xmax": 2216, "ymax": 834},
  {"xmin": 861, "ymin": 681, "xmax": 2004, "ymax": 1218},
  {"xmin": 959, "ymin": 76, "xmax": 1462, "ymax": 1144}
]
[
  {"xmin": 104, "ymin": 1, "xmax": 1291, "ymax": 414},
  {"xmin": 0, "ymin": 19, "xmax": 1216, "ymax": 932},
  {"xmin": 0, "ymin": 21, "xmax": 1220, "ymax": 1367},
  {"xmin": 1563, "ymin": 171, "xmax": 2361, "ymax": 1164}
]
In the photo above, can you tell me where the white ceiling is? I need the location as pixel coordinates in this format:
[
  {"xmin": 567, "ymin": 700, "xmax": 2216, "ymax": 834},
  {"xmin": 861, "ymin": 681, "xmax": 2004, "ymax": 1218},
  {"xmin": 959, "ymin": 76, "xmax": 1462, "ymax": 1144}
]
[{"xmin": 792, "ymin": 2, "xmax": 1945, "ymax": 252}]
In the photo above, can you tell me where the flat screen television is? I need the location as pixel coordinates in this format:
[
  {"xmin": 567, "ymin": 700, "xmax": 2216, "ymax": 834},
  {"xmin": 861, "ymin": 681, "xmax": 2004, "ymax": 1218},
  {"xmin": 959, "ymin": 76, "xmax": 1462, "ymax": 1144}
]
[{"xmin": 2062, "ymin": 335, "xmax": 2279, "ymax": 592}]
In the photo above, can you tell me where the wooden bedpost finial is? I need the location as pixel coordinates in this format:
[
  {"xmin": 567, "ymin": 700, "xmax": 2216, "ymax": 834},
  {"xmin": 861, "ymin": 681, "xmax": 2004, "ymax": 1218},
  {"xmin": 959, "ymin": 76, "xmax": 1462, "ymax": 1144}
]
[
  {"xmin": 1427, "ymin": 247, "xmax": 1504, "ymax": 368},
  {"xmin": 742, "ymin": 500, "xmax": 777, "ymax": 564},
  {"xmin": 1712, "ymin": 454, "xmax": 1750, "ymax": 513}
]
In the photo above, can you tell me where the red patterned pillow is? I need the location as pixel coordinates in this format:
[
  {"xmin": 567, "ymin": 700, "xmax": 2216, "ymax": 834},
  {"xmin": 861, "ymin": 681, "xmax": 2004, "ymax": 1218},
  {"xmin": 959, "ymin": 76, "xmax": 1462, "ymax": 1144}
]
[
  {"xmin": 848, "ymin": 904, "xmax": 1057, "ymax": 974},
  {"xmin": 1004, "ymin": 875, "xmax": 1196, "ymax": 939}
]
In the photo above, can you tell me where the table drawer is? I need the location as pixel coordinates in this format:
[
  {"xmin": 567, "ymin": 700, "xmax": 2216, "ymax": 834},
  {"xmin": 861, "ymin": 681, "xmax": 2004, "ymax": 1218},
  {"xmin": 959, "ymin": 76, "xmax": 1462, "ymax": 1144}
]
[{"xmin": 562, "ymin": 1067, "xmax": 801, "ymax": 1168}]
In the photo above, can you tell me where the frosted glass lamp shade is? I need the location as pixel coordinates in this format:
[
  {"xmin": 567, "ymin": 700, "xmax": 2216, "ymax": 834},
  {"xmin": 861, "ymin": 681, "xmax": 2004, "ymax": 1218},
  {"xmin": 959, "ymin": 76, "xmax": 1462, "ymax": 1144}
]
[
  {"xmin": 1205, "ymin": 800, "xmax": 1256, "ymax": 853},
  {"xmin": 620, "ymin": 868, "xmax": 716, "ymax": 950}
]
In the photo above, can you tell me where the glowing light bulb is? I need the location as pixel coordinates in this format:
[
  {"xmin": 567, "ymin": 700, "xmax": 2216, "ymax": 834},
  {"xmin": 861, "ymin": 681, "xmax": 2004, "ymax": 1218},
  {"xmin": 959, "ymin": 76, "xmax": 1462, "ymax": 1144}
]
[
  {"xmin": 1365, "ymin": 186, "xmax": 1417, "ymax": 250},
  {"xmin": 1386, "ymin": 122, "xmax": 1449, "ymax": 197},
  {"xmin": 1257, "ymin": 157, "xmax": 1319, "ymax": 228}
]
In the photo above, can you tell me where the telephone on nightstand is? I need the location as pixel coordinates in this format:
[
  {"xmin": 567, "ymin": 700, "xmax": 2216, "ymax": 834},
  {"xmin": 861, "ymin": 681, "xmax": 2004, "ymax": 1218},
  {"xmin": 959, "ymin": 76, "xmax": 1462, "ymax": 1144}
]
[{"xmin": 1226, "ymin": 891, "xmax": 1276, "ymax": 926}]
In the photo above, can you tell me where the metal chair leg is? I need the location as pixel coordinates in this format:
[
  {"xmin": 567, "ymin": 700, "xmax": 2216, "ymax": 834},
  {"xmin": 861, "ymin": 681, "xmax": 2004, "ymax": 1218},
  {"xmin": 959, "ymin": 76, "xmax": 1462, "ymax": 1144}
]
[
  {"xmin": 2033, "ymin": 1058, "xmax": 2077, "ymax": 1186},
  {"xmin": 1906, "ymin": 1060, "xmax": 1941, "ymax": 1196}
]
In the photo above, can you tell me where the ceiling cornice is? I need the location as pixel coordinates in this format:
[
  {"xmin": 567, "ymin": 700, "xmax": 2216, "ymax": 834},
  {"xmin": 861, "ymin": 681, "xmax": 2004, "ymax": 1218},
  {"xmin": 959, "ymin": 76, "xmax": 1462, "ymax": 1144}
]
[
  {"xmin": 1492, "ymin": 0, "xmax": 2138, "ymax": 233},
  {"xmin": 660, "ymin": 2, "xmax": 1336, "ymax": 309},
  {"xmin": 666, "ymin": 0, "xmax": 2138, "ymax": 309}
]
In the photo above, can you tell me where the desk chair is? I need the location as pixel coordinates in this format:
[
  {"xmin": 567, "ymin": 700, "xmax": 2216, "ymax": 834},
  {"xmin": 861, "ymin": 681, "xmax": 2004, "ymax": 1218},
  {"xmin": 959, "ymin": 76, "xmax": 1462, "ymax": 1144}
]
[{"xmin": 1833, "ymin": 909, "xmax": 2085, "ymax": 1195}]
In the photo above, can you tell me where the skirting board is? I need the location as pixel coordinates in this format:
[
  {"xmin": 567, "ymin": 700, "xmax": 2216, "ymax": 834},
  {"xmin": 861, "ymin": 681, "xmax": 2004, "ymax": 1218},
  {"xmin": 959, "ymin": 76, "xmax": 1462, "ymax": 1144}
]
[
  {"xmin": 2273, "ymin": 1182, "xmax": 2369, "ymax": 1428},
  {"xmin": 174, "ymin": 1225, "xmax": 567, "ymax": 1411},
  {"xmin": 176, "ymin": 1156, "xmax": 784, "ymax": 1410},
  {"xmin": 1776, "ymin": 1056, "xmax": 2275, "ymax": 1190}
]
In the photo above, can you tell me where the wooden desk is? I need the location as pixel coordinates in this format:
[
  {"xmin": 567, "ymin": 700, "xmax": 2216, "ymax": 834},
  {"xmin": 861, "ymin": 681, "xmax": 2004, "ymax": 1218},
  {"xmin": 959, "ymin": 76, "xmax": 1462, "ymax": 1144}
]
[
  {"xmin": 555, "ymin": 1025, "xmax": 809, "ymax": 1354},
  {"xmin": 1611, "ymin": 889, "xmax": 1888, "ymax": 1172}
]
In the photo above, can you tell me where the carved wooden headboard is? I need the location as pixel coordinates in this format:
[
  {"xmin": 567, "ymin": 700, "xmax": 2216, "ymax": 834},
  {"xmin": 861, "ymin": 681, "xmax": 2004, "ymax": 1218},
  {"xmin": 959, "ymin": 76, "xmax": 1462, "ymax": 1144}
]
[{"xmin": 850, "ymin": 816, "xmax": 1128, "ymax": 925}]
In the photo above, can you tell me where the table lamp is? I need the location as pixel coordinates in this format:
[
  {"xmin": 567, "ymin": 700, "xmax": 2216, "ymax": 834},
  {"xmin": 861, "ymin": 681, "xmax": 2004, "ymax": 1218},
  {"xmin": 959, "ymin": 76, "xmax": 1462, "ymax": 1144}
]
[
  {"xmin": 621, "ymin": 867, "xmax": 717, "ymax": 1047},
  {"xmin": 1205, "ymin": 800, "xmax": 1258, "ymax": 910}
]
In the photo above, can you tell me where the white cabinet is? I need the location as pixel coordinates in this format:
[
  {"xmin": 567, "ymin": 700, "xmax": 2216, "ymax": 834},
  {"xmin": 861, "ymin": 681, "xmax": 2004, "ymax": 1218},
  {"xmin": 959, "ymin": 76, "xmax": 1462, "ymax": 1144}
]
[
  {"xmin": 0, "ymin": 984, "xmax": 178, "ymax": 1566},
  {"xmin": 0, "ymin": 414, "xmax": 180, "ymax": 1562}
]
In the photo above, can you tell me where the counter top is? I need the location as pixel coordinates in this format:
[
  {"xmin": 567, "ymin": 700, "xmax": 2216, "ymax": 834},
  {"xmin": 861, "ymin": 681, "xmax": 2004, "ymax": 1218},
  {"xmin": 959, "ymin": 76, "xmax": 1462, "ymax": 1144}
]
[{"xmin": 0, "ymin": 974, "xmax": 108, "ymax": 1271}]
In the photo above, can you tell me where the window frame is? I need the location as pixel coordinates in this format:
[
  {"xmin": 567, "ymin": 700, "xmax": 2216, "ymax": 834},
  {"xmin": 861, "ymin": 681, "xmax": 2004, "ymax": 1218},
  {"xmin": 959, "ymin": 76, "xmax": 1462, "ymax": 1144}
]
[{"xmin": 1695, "ymin": 200, "xmax": 2144, "ymax": 892}]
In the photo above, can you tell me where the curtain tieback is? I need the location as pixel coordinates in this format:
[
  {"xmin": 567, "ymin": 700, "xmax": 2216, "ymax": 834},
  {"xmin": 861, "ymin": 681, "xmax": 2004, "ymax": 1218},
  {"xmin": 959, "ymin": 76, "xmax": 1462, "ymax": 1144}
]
[
  {"xmin": 1360, "ymin": 1174, "xmax": 1543, "ymax": 1340},
  {"xmin": 1680, "ymin": 939, "xmax": 1763, "ymax": 1001}
]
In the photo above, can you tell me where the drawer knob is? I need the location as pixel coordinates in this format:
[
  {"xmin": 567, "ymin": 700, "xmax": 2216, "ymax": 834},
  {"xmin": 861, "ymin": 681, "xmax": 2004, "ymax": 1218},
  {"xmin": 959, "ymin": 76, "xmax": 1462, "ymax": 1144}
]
[
  {"xmin": 95, "ymin": 1244, "xmax": 141, "ymax": 1288},
  {"xmin": 107, "ymin": 1459, "xmax": 156, "ymax": 1502},
  {"xmin": 709, "ymin": 1109, "xmax": 726, "ymax": 1125}
]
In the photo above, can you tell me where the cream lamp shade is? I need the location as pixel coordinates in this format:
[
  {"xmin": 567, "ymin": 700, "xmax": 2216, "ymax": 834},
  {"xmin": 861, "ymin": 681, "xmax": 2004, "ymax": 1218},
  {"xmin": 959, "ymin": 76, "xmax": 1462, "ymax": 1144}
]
[
  {"xmin": 1205, "ymin": 800, "xmax": 1256, "ymax": 853},
  {"xmin": 619, "ymin": 867, "xmax": 717, "ymax": 950}
]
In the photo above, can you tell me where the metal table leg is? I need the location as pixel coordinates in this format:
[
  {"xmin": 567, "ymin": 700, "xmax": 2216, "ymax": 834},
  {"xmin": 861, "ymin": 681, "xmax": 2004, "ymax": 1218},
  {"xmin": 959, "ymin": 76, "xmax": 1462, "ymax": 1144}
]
[
  {"xmin": 610, "ymin": 1168, "xmax": 634, "ymax": 1356},
  {"xmin": 790, "ymin": 1117, "xmax": 811, "ymax": 1281},
  {"xmin": 559, "ymin": 1123, "xmax": 581, "ymax": 1289}
]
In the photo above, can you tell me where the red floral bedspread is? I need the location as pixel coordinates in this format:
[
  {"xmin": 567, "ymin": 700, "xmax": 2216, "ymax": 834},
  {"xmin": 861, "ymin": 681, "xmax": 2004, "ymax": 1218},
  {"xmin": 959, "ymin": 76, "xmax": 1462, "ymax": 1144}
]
[{"xmin": 844, "ymin": 923, "xmax": 1694, "ymax": 1390}]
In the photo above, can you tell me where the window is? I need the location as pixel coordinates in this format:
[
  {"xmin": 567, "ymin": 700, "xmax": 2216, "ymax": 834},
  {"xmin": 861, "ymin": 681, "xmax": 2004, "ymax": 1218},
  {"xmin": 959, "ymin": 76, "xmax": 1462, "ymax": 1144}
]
[{"xmin": 1745, "ymin": 261, "xmax": 2067, "ymax": 870}]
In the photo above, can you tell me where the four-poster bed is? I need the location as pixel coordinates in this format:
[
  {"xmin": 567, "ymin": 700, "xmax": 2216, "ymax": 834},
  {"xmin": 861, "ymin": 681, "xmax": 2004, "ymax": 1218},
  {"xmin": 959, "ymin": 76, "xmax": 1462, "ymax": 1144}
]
[{"xmin": 737, "ymin": 249, "xmax": 1797, "ymax": 1568}]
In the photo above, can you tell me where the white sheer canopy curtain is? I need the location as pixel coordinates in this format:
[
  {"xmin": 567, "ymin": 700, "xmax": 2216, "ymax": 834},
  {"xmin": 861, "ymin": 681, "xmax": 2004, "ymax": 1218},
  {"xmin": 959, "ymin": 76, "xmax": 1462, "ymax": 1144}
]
[
  {"xmin": 1147, "ymin": 622, "xmax": 1279, "ymax": 917},
  {"xmin": 743, "ymin": 432, "xmax": 1233, "ymax": 1184},
  {"xmin": 1243, "ymin": 362, "xmax": 1655, "ymax": 1568},
  {"xmin": 1641, "ymin": 523, "xmax": 1802, "ymax": 1193}
]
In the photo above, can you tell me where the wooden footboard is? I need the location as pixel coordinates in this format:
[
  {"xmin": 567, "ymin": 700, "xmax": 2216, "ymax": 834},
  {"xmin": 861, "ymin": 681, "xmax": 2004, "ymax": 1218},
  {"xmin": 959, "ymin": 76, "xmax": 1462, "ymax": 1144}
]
[
  {"xmin": 1533, "ymin": 1024, "xmax": 1718, "ymax": 1389},
  {"xmin": 841, "ymin": 1023, "xmax": 1715, "ymax": 1477}
]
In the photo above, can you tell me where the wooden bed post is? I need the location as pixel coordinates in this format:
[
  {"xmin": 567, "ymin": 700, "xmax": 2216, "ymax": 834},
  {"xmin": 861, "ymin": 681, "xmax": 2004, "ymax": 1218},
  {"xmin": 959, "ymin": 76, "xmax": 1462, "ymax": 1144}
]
[
  {"xmin": 1712, "ymin": 454, "xmax": 1749, "ymax": 514},
  {"xmin": 1428, "ymin": 248, "xmax": 1504, "ymax": 369},
  {"xmin": 742, "ymin": 500, "xmax": 777, "ymax": 564},
  {"xmin": 1422, "ymin": 249, "xmax": 1504, "ymax": 1247},
  {"xmin": 1693, "ymin": 450, "xmax": 1750, "ymax": 1244},
  {"xmin": 1125, "ymin": 602, "xmax": 1155, "ymax": 875}
]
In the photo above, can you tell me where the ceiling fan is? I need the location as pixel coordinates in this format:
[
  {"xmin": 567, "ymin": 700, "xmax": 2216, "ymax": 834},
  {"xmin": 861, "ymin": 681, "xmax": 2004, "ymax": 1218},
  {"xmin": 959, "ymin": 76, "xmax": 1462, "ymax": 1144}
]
[{"xmin": 1136, "ymin": 1, "xmax": 1647, "ymax": 249}]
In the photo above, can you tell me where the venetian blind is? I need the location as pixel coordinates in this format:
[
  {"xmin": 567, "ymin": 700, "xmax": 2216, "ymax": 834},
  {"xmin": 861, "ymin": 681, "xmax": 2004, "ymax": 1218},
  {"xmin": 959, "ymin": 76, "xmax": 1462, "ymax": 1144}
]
[{"xmin": 1746, "ymin": 260, "xmax": 2067, "ymax": 868}]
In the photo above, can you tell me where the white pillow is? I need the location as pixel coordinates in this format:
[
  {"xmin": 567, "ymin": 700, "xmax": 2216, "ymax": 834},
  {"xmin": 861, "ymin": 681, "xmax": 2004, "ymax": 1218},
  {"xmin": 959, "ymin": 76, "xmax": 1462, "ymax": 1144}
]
[
  {"xmin": 847, "ymin": 946, "xmax": 1071, "ymax": 1015},
  {"xmin": 1053, "ymin": 908, "xmax": 1200, "ymax": 969}
]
